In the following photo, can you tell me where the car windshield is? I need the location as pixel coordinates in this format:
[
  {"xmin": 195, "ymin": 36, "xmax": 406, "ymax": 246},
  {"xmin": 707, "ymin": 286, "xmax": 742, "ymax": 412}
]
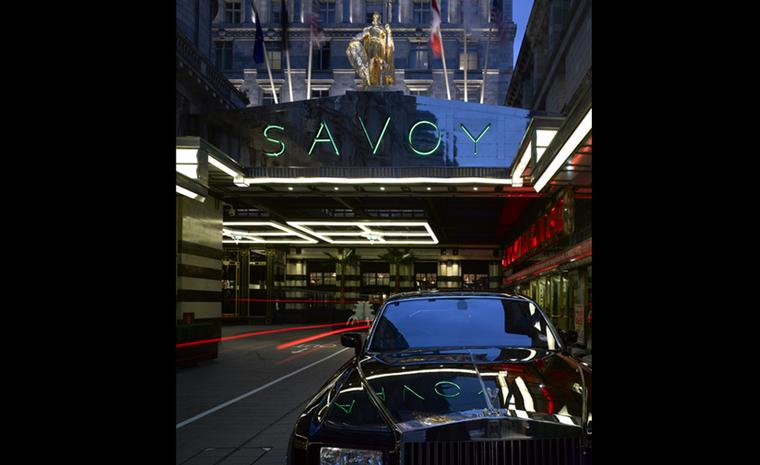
[{"xmin": 369, "ymin": 297, "xmax": 558, "ymax": 352}]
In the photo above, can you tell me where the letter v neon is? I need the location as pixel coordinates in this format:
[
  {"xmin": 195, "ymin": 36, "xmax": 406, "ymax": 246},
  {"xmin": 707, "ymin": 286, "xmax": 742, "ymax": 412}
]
[{"xmin": 359, "ymin": 116, "xmax": 391, "ymax": 155}]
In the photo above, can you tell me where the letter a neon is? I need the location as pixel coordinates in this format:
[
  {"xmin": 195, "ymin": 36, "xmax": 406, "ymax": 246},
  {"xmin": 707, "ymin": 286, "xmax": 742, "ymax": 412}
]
[
  {"xmin": 359, "ymin": 116, "xmax": 391, "ymax": 155},
  {"xmin": 308, "ymin": 121, "xmax": 340, "ymax": 156},
  {"xmin": 460, "ymin": 123, "xmax": 491, "ymax": 156}
]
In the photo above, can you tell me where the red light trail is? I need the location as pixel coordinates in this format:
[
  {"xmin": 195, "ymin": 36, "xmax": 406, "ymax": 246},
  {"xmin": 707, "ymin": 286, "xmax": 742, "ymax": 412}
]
[
  {"xmin": 175, "ymin": 320, "xmax": 372, "ymax": 348},
  {"xmin": 276, "ymin": 325, "xmax": 370, "ymax": 350}
]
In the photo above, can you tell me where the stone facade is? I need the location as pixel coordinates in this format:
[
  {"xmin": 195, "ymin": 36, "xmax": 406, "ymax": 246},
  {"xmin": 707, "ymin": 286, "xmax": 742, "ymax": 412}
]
[
  {"xmin": 211, "ymin": 0, "xmax": 517, "ymax": 106},
  {"xmin": 505, "ymin": 0, "xmax": 591, "ymax": 113}
]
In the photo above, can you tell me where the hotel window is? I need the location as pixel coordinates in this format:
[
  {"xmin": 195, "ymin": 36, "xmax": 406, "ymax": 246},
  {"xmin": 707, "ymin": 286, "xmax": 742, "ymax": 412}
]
[
  {"xmin": 462, "ymin": 261, "xmax": 489, "ymax": 290},
  {"xmin": 265, "ymin": 48, "xmax": 282, "ymax": 70},
  {"xmin": 319, "ymin": 0, "xmax": 336, "ymax": 24},
  {"xmin": 363, "ymin": 272, "xmax": 390, "ymax": 286},
  {"xmin": 459, "ymin": 51, "xmax": 478, "ymax": 71},
  {"xmin": 410, "ymin": 45, "xmax": 429, "ymax": 69},
  {"xmin": 366, "ymin": 0, "xmax": 383, "ymax": 23},
  {"xmin": 224, "ymin": 0, "xmax": 242, "ymax": 23},
  {"xmin": 415, "ymin": 272, "xmax": 437, "ymax": 287},
  {"xmin": 312, "ymin": 88, "xmax": 330, "ymax": 98},
  {"xmin": 362, "ymin": 262, "xmax": 390, "ymax": 286},
  {"xmin": 312, "ymin": 41, "xmax": 331, "ymax": 71},
  {"xmin": 308, "ymin": 261, "xmax": 337, "ymax": 287},
  {"xmin": 458, "ymin": 85, "xmax": 480, "ymax": 102},
  {"xmin": 309, "ymin": 271, "xmax": 337, "ymax": 286},
  {"xmin": 414, "ymin": 262, "xmax": 437, "ymax": 288},
  {"xmin": 413, "ymin": 0, "xmax": 431, "ymax": 25},
  {"xmin": 463, "ymin": 273, "xmax": 489, "ymax": 289},
  {"xmin": 409, "ymin": 88, "xmax": 430, "ymax": 96},
  {"xmin": 271, "ymin": 0, "xmax": 281, "ymax": 23},
  {"xmin": 215, "ymin": 41, "xmax": 234, "ymax": 71}
]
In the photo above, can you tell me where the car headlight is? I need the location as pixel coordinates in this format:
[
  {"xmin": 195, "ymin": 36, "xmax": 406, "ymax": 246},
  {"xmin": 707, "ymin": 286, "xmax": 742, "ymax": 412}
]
[{"xmin": 320, "ymin": 447, "xmax": 383, "ymax": 465}]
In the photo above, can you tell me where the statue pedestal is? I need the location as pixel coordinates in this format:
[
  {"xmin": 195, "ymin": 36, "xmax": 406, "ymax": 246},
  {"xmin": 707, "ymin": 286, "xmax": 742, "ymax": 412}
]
[{"xmin": 359, "ymin": 84, "xmax": 404, "ymax": 93}]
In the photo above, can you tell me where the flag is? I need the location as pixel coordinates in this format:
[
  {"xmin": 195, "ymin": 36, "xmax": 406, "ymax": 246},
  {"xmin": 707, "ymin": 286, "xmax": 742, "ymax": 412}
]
[
  {"xmin": 430, "ymin": 0, "xmax": 442, "ymax": 57},
  {"xmin": 310, "ymin": 0, "xmax": 326, "ymax": 48},
  {"xmin": 280, "ymin": 0, "xmax": 289, "ymax": 52},
  {"xmin": 250, "ymin": 0, "xmax": 265, "ymax": 64}
]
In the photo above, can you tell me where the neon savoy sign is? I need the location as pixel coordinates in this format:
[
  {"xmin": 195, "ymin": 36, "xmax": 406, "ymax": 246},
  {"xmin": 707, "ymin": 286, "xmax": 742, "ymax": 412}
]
[{"xmin": 261, "ymin": 117, "xmax": 493, "ymax": 158}]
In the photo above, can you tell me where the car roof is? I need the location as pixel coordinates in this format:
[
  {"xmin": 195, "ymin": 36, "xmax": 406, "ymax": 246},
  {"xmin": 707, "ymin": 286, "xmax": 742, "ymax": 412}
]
[{"xmin": 383, "ymin": 290, "xmax": 528, "ymax": 303}]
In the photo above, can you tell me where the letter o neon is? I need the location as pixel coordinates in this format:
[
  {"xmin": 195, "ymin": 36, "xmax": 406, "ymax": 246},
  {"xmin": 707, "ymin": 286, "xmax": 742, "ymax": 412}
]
[
  {"xmin": 408, "ymin": 120, "xmax": 442, "ymax": 156},
  {"xmin": 434, "ymin": 381, "xmax": 462, "ymax": 398}
]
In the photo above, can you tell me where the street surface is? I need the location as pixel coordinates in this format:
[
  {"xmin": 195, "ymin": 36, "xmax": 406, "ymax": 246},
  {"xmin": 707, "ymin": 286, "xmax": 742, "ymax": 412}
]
[{"xmin": 176, "ymin": 324, "xmax": 356, "ymax": 465}]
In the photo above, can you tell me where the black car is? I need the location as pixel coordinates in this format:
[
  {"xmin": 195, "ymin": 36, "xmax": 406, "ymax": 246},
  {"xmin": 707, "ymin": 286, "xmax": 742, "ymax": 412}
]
[{"xmin": 288, "ymin": 291, "xmax": 592, "ymax": 465}]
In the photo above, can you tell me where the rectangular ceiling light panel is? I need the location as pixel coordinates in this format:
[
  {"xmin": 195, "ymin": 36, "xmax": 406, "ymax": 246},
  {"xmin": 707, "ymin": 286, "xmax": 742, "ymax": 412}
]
[
  {"xmin": 222, "ymin": 221, "xmax": 318, "ymax": 244},
  {"xmin": 287, "ymin": 221, "xmax": 439, "ymax": 245}
]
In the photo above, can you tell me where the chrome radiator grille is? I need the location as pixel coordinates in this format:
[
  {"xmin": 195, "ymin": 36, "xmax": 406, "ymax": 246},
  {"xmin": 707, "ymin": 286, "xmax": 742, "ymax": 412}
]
[{"xmin": 402, "ymin": 437, "xmax": 583, "ymax": 465}]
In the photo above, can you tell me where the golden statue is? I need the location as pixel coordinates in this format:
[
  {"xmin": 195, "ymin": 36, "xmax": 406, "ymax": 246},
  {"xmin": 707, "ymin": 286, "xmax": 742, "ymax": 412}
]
[{"xmin": 347, "ymin": 10, "xmax": 395, "ymax": 87}]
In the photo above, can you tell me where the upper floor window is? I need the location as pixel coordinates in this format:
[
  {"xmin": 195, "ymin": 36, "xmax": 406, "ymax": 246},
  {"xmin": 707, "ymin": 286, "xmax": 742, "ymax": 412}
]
[
  {"xmin": 312, "ymin": 88, "xmax": 330, "ymax": 98},
  {"xmin": 459, "ymin": 51, "xmax": 478, "ymax": 71},
  {"xmin": 224, "ymin": 0, "xmax": 242, "ymax": 23},
  {"xmin": 215, "ymin": 41, "xmax": 234, "ymax": 71},
  {"xmin": 319, "ymin": 0, "xmax": 336, "ymax": 24},
  {"xmin": 312, "ymin": 41, "xmax": 331, "ymax": 71},
  {"xmin": 266, "ymin": 48, "xmax": 282, "ymax": 70},
  {"xmin": 366, "ymin": 0, "xmax": 383, "ymax": 23},
  {"xmin": 410, "ymin": 45, "xmax": 430, "ymax": 69},
  {"xmin": 271, "ymin": 0, "xmax": 282, "ymax": 23},
  {"xmin": 413, "ymin": 0, "xmax": 431, "ymax": 25}
]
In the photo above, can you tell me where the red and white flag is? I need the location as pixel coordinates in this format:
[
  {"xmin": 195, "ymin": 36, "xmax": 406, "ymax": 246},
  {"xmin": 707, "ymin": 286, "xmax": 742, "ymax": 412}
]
[{"xmin": 430, "ymin": 0, "xmax": 442, "ymax": 57}]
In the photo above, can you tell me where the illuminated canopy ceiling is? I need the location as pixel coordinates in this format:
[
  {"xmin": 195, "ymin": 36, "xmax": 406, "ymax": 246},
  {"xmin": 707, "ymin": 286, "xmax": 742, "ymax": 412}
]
[
  {"xmin": 287, "ymin": 221, "xmax": 439, "ymax": 245},
  {"xmin": 223, "ymin": 220, "xmax": 440, "ymax": 245},
  {"xmin": 222, "ymin": 221, "xmax": 318, "ymax": 244}
]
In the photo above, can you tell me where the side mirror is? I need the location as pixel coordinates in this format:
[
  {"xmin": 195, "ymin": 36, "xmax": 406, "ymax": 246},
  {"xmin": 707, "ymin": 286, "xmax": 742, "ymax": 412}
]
[
  {"xmin": 558, "ymin": 329, "xmax": 578, "ymax": 353},
  {"xmin": 341, "ymin": 332, "xmax": 364, "ymax": 356}
]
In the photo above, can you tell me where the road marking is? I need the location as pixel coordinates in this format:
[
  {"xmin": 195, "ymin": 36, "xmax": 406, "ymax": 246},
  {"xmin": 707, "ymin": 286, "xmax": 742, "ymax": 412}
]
[{"xmin": 176, "ymin": 347, "xmax": 351, "ymax": 430}]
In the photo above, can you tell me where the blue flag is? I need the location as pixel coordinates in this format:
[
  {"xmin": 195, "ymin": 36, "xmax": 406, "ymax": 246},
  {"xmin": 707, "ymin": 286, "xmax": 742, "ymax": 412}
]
[{"xmin": 251, "ymin": 0, "xmax": 265, "ymax": 64}]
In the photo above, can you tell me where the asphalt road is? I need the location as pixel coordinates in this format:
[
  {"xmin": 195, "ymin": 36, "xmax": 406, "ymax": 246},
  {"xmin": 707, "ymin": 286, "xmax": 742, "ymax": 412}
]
[{"xmin": 176, "ymin": 324, "xmax": 357, "ymax": 465}]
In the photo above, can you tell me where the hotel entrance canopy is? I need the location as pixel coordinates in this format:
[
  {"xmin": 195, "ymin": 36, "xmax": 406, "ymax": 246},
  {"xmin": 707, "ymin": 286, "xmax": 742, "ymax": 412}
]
[{"xmin": 177, "ymin": 91, "xmax": 589, "ymax": 247}]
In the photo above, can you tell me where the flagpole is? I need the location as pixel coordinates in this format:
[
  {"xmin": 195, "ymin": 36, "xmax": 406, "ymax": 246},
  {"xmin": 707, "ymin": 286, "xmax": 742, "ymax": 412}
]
[
  {"xmin": 307, "ymin": 29, "xmax": 313, "ymax": 99},
  {"xmin": 481, "ymin": 0, "xmax": 494, "ymax": 104},
  {"xmin": 463, "ymin": 29, "xmax": 468, "ymax": 102},
  {"xmin": 439, "ymin": 29, "xmax": 451, "ymax": 100},
  {"xmin": 285, "ymin": 48, "xmax": 294, "ymax": 102},
  {"xmin": 262, "ymin": 41, "xmax": 279, "ymax": 104}
]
